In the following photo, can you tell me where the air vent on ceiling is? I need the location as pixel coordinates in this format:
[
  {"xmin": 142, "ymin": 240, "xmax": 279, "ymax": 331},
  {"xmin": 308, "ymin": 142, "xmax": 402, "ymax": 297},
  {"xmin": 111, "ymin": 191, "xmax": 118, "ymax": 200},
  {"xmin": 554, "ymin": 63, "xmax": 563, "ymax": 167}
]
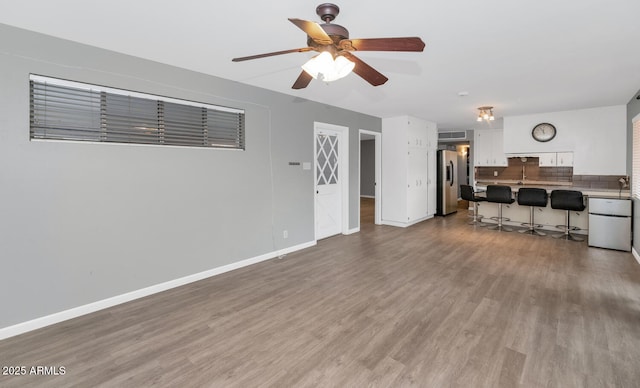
[{"xmin": 438, "ymin": 131, "xmax": 467, "ymax": 141}]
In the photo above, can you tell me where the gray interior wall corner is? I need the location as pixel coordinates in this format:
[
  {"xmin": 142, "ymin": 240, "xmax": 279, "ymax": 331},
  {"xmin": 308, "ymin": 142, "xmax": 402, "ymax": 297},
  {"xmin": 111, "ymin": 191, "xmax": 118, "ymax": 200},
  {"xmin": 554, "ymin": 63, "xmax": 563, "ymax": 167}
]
[
  {"xmin": 0, "ymin": 23, "xmax": 380, "ymax": 329},
  {"xmin": 627, "ymin": 88, "xmax": 640, "ymax": 254}
]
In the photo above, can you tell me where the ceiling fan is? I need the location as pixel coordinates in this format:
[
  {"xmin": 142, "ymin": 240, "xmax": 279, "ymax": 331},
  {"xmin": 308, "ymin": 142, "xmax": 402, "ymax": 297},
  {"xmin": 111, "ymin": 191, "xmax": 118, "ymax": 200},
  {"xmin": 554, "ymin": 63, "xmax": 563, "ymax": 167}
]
[{"xmin": 231, "ymin": 3, "xmax": 426, "ymax": 89}]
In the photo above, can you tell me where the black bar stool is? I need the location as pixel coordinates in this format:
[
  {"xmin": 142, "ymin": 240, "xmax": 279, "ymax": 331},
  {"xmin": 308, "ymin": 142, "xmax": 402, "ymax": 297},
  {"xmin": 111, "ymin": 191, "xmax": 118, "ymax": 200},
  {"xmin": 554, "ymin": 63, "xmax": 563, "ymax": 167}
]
[
  {"xmin": 486, "ymin": 185, "xmax": 515, "ymax": 231},
  {"xmin": 550, "ymin": 190, "xmax": 586, "ymax": 241},
  {"xmin": 460, "ymin": 185, "xmax": 486, "ymax": 225},
  {"xmin": 517, "ymin": 188, "xmax": 548, "ymax": 236}
]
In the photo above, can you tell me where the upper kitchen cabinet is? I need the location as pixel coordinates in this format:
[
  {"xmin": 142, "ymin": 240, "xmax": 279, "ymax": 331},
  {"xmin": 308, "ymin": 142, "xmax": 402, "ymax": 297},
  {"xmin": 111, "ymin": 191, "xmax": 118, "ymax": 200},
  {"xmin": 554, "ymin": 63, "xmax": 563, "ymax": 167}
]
[
  {"xmin": 407, "ymin": 119, "xmax": 438, "ymax": 149},
  {"xmin": 382, "ymin": 116, "xmax": 438, "ymax": 227},
  {"xmin": 557, "ymin": 152, "xmax": 574, "ymax": 167},
  {"xmin": 537, "ymin": 152, "xmax": 573, "ymax": 167},
  {"xmin": 538, "ymin": 153, "xmax": 557, "ymax": 167},
  {"xmin": 474, "ymin": 129, "xmax": 507, "ymax": 167}
]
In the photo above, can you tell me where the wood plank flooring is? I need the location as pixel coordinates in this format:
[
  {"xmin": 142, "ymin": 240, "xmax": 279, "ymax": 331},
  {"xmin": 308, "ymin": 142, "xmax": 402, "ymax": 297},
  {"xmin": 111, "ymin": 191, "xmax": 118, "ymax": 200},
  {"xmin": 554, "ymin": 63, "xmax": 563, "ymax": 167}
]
[{"xmin": 1, "ymin": 200, "xmax": 639, "ymax": 387}]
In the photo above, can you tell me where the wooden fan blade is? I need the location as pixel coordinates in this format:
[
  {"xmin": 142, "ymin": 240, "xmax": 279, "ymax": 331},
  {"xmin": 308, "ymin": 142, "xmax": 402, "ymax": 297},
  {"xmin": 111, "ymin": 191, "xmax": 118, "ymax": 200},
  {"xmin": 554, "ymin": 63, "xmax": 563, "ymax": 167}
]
[
  {"xmin": 288, "ymin": 18, "xmax": 333, "ymax": 45},
  {"xmin": 292, "ymin": 71, "xmax": 313, "ymax": 89},
  {"xmin": 232, "ymin": 47, "xmax": 313, "ymax": 62},
  {"xmin": 347, "ymin": 37, "xmax": 426, "ymax": 52},
  {"xmin": 341, "ymin": 52, "xmax": 388, "ymax": 86}
]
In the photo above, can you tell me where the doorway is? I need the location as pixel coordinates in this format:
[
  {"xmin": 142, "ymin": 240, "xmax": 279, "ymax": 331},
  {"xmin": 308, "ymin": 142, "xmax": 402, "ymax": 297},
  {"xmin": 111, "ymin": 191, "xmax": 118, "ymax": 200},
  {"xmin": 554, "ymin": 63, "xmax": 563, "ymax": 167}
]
[
  {"xmin": 314, "ymin": 122, "xmax": 349, "ymax": 240},
  {"xmin": 359, "ymin": 129, "xmax": 381, "ymax": 228}
]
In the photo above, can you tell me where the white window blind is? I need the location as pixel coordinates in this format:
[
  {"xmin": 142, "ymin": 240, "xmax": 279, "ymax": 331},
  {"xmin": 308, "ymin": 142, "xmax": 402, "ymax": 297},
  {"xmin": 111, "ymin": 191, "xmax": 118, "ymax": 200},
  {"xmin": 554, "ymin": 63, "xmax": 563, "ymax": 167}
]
[
  {"xmin": 633, "ymin": 117, "xmax": 640, "ymax": 199},
  {"xmin": 30, "ymin": 75, "xmax": 245, "ymax": 150}
]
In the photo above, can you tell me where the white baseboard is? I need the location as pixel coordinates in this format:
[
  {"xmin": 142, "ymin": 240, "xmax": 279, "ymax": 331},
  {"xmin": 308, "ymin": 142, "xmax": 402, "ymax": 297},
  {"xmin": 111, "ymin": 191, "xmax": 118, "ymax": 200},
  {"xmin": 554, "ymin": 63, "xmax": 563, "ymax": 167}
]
[
  {"xmin": 381, "ymin": 214, "xmax": 433, "ymax": 228},
  {"xmin": 0, "ymin": 240, "xmax": 316, "ymax": 341},
  {"xmin": 633, "ymin": 247, "xmax": 640, "ymax": 265},
  {"xmin": 381, "ymin": 219, "xmax": 409, "ymax": 228},
  {"xmin": 360, "ymin": 195, "xmax": 375, "ymax": 199},
  {"xmin": 345, "ymin": 227, "xmax": 360, "ymax": 235}
]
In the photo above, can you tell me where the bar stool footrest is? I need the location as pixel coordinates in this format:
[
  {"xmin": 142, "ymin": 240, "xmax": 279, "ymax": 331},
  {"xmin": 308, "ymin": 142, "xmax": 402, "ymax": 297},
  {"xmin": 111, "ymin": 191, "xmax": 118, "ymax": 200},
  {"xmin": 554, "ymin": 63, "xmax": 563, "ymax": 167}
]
[
  {"xmin": 487, "ymin": 224, "xmax": 514, "ymax": 232},
  {"xmin": 552, "ymin": 232, "xmax": 584, "ymax": 242},
  {"xmin": 519, "ymin": 228, "xmax": 546, "ymax": 236},
  {"xmin": 555, "ymin": 224, "xmax": 581, "ymax": 232}
]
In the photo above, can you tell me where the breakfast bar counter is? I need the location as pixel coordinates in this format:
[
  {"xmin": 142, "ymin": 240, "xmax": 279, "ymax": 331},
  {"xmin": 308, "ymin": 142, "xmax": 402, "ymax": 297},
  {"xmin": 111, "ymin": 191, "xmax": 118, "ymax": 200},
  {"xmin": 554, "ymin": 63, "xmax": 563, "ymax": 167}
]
[
  {"xmin": 475, "ymin": 180, "xmax": 631, "ymax": 199},
  {"xmin": 473, "ymin": 180, "xmax": 630, "ymax": 234}
]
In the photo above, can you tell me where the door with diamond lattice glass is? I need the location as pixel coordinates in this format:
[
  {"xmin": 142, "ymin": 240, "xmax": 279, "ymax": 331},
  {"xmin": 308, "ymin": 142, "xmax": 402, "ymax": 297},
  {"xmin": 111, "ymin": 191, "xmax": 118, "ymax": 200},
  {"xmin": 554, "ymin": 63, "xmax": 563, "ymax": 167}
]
[{"xmin": 315, "ymin": 128, "xmax": 342, "ymax": 239}]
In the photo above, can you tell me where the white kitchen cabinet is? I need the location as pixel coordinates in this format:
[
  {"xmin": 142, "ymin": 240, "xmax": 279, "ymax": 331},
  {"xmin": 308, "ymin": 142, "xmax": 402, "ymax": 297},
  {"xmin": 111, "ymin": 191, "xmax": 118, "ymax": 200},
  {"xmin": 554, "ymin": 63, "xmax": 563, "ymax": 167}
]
[
  {"xmin": 425, "ymin": 122, "xmax": 438, "ymax": 216},
  {"xmin": 537, "ymin": 152, "xmax": 573, "ymax": 167},
  {"xmin": 557, "ymin": 152, "xmax": 573, "ymax": 167},
  {"xmin": 474, "ymin": 129, "xmax": 507, "ymax": 166},
  {"xmin": 474, "ymin": 130, "xmax": 491, "ymax": 166},
  {"xmin": 493, "ymin": 131, "xmax": 508, "ymax": 166},
  {"xmin": 408, "ymin": 122, "xmax": 427, "ymax": 148},
  {"xmin": 538, "ymin": 153, "xmax": 557, "ymax": 167},
  {"xmin": 382, "ymin": 116, "xmax": 437, "ymax": 227},
  {"xmin": 407, "ymin": 149, "xmax": 429, "ymax": 220}
]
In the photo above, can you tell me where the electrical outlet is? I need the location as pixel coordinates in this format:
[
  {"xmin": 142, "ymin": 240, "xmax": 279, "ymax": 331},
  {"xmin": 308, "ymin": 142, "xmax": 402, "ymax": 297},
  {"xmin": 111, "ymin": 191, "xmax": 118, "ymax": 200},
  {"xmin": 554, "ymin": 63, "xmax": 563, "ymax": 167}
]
[
  {"xmin": 283, "ymin": 230, "xmax": 288, "ymax": 239},
  {"xmin": 493, "ymin": 170, "xmax": 498, "ymax": 177}
]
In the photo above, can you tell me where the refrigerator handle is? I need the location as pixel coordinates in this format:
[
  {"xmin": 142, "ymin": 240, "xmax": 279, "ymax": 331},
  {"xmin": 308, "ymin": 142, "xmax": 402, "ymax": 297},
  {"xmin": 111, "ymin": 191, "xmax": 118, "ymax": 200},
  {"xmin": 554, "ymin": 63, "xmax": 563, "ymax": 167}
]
[{"xmin": 449, "ymin": 160, "xmax": 454, "ymax": 187}]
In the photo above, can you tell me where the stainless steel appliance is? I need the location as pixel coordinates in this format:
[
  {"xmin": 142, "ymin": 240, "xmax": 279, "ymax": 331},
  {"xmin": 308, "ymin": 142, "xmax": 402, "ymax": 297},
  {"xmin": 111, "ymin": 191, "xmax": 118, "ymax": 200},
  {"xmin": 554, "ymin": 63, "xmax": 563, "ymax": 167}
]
[
  {"xmin": 436, "ymin": 150, "xmax": 458, "ymax": 216},
  {"xmin": 588, "ymin": 197, "xmax": 632, "ymax": 251}
]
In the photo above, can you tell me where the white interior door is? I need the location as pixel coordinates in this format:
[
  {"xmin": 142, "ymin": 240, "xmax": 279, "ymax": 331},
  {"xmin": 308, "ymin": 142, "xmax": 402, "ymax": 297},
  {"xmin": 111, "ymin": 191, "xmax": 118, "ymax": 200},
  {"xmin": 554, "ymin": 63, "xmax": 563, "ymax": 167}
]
[{"xmin": 315, "ymin": 127, "xmax": 343, "ymax": 240}]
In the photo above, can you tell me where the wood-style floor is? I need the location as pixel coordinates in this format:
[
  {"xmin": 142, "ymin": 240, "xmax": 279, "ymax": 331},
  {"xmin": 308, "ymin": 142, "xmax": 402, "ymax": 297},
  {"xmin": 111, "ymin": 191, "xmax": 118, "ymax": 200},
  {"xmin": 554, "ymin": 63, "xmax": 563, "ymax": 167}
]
[{"xmin": 2, "ymin": 198, "xmax": 640, "ymax": 387}]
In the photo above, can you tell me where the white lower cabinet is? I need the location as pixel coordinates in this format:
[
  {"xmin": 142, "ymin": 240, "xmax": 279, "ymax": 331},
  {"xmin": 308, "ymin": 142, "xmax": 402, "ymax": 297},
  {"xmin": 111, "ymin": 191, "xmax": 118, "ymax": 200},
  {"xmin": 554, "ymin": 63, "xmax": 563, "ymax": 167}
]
[{"xmin": 382, "ymin": 116, "xmax": 437, "ymax": 227}]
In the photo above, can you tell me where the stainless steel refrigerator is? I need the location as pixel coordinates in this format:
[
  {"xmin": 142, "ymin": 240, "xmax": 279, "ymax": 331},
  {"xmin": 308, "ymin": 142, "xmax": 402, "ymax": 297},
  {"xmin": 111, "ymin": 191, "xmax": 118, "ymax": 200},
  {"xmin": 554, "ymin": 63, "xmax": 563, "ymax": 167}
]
[{"xmin": 436, "ymin": 150, "xmax": 458, "ymax": 216}]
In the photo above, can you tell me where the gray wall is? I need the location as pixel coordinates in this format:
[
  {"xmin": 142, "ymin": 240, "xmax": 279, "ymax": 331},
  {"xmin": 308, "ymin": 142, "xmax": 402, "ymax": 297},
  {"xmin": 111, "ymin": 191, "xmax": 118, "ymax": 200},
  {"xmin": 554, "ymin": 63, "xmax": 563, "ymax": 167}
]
[
  {"xmin": 360, "ymin": 140, "xmax": 375, "ymax": 197},
  {"xmin": 627, "ymin": 89, "xmax": 640, "ymax": 254},
  {"xmin": 0, "ymin": 24, "xmax": 381, "ymax": 329}
]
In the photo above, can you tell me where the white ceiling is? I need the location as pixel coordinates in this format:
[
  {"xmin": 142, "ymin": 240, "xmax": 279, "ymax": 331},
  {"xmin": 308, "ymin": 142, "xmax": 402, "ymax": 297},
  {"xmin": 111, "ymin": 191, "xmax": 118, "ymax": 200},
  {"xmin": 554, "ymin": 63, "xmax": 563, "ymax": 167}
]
[{"xmin": 2, "ymin": 0, "xmax": 639, "ymax": 129}]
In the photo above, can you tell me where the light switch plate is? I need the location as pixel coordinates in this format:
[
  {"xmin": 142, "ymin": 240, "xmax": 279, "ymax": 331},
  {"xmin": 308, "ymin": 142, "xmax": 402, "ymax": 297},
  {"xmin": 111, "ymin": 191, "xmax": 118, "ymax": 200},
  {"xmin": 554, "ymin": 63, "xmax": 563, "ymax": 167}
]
[{"xmin": 302, "ymin": 162, "xmax": 311, "ymax": 170}]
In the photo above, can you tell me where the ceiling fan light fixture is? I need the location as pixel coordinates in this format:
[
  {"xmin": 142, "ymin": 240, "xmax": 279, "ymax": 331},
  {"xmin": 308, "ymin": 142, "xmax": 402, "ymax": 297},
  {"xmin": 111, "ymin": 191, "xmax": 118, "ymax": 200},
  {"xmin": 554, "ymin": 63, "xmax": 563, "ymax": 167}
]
[
  {"xmin": 232, "ymin": 4, "xmax": 425, "ymax": 89},
  {"xmin": 302, "ymin": 51, "xmax": 354, "ymax": 82},
  {"xmin": 302, "ymin": 52, "xmax": 332, "ymax": 79},
  {"xmin": 333, "ymin": 55, "xmax": 355, "ymax": 78}
]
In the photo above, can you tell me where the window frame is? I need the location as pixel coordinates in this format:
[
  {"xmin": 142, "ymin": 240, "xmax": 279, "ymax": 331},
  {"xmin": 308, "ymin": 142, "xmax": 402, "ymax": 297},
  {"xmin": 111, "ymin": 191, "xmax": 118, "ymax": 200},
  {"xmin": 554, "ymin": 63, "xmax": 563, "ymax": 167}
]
[
  {"xmin": 633, "ymin": 114, "xmax": 640, "ymax": 199},
  {"xmin": 30, "ymin": 74, "xmax": 245, "ymax": 150}
]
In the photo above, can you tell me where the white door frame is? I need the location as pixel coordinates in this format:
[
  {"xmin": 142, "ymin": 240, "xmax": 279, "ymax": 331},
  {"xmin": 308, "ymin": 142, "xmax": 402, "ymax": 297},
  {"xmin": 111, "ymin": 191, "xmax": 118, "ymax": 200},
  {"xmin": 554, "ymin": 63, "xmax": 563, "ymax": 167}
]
[
  {"xmin": 359, "ymin": 129, "xmax": 382, "ymax": 226},
  {"xmin": 314, "ymin": 122, "xmax": 349, "ymax": 240}
]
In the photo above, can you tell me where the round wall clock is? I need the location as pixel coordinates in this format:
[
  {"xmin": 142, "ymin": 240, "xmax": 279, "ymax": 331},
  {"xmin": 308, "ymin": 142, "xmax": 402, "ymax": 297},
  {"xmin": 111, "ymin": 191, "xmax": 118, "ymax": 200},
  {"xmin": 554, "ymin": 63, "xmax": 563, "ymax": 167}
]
[{"xmin": 531, "ymin": 123, "xmax": 556, "ymax": 142}]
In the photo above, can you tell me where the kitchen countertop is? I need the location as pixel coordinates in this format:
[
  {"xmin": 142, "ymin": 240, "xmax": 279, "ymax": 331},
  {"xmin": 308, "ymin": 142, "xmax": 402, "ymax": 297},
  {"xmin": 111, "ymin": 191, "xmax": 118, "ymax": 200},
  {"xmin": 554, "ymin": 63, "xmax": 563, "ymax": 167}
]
[{"xmin": 475, "ymin": 180, "xmax": 630, "ymax": 199}]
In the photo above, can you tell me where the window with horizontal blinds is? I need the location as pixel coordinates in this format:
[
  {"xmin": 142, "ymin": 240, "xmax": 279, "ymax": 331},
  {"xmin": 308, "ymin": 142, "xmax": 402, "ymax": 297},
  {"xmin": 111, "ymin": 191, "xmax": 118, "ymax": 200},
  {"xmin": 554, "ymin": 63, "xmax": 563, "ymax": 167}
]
[
  {"xmin": 30, "ymin": 75, "xmax": 245, "ymax": 150},
  {"xmin": 30, "ymin": 82, "xmax": 102, "ymax": 142}
]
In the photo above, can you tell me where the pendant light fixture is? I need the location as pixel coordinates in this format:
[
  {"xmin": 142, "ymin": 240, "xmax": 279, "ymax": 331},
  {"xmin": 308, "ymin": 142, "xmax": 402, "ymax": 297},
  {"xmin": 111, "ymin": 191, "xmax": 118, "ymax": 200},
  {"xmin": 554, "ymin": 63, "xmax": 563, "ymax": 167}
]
[{"xmin": 477, "ymin": 106, "xmax": 495, "ymax": 122}]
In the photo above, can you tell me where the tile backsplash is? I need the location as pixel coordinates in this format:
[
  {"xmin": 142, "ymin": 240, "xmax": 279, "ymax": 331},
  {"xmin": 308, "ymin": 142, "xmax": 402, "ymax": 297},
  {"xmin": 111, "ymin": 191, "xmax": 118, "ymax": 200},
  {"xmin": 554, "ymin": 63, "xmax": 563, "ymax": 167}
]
[
  {"xmin": 476, "ymin": 157, "xmax": 573, "ymax": 183},
  {"xmin": 476, "ymin": 157, "xmax": 629, "ymax": 190},
  {"xmin": 572, "ymin": 175, "xmax": 629, "ymax": 190}
]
